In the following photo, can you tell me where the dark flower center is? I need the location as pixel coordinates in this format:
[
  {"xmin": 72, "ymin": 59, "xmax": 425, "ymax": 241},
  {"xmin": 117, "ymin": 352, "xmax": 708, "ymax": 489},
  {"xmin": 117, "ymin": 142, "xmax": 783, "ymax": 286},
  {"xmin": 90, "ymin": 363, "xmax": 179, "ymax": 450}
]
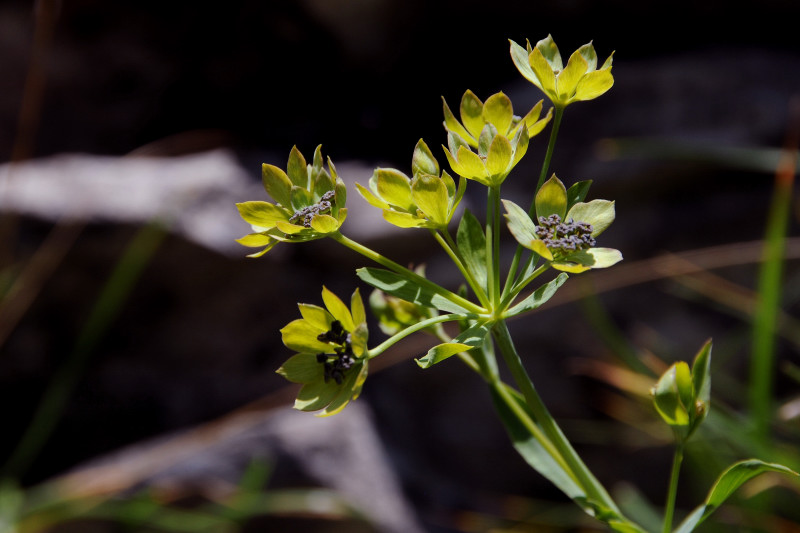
[
  {"xmin": 316, "ymin": 320, "xmax": 355, "ymax": 384},
  {"xmin": 289, "ymin": 190, "xmax": 336, "ymax": 228},
  {"xmin": 535, "ymin": 214, "xmax": 595, "ymax": 253}
]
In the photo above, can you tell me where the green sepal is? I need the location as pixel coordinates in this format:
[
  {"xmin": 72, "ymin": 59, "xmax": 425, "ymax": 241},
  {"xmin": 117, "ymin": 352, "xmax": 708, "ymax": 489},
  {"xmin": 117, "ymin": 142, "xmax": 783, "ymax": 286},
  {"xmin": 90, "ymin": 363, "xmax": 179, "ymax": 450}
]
[
  {"xmin": 375, "ymin": 168, "xmax": 414, "ymax": 212},
  {"xmin": 356, "ymin": 267, "xmax": 469, "ymax": 314},
  {"xmin": 460, "ymin": 89, "xmax": 484, "ymax": 140},
  {"xmin": 574, "ymin": 69, "xmax": 614, "ymax": 102},
  {"xmin": 457, "ymin": 209, "xmax": 487, "ymax": 290},
  {"xmin": 477, "ymin": 123, "xmax": 498, "ymax": 158},
  {"xmin": 286, "ymin": 146, "xmax": 308, "ymax": 188},
  {"xmin": 502, "ymin": 199, "xmax": 538, "ymax": 246},
  {"xmin": 566, "ymin": 200, "xmax": 615, "ymax": 237},
  {"xmin": 509, "ymin": 39, "xmax": 540, "ymax": 89},
  {"xmin": 416, "ymin": 322, "xmax": 490, "ymax": 368},
  {"xmin": 295, "ymin": 378, "xmax": 340, "ymax": 412},
  {"xmin": 280, "ymin": 319, "xmax": 330, "ymax": 354},
  {"xmin": 536, "ymin": 34, "xmax": 563, "ymax": 71},
  {"xmin": 442, "ymin": 96, "xmax": 475, "ymax": 147},
  {"xmin": 674, "ymin": 460, "xmax": 798, "ymax": 533},
  {"xmin": 535, "ymin": 175, "xmax": 567, "ymax": 219},
  {"xmin": 262, "ymin": 164, "xmax": 293, "ymax": 208},
  {"xmin": 411, "ymin": 174, "xmax": 448, "ymax": 226},
  {"xmin": 236, "ymin": 201, "xmax": 290, "ymax": 230},
  {"xmin": 355, "ymin": 182, "xmax": 391, "ymax": 210},
  {"xmin": 309, "ymin": 214, "xmax": 339, "ymax": 234},
  {"xmin": 566, "ymin": 180, "xmax": 592, "ymax": 209},
  {"xmin": 692, "ymin": 339, "xmax": 712, "ymax": 411},
  {"xmin": 276, "ymin": 352, "xmax": 321, "ymax": 384},
  {"xmin": 556, "ymin": 49, "xmax": 589, "ymax": 101},
  {"xmin": 290, "ymin": 185, "xmax": 313, "ymax": 212},
  {"xmin": 487, "ymin": 135, "xmax": 513, "ymax": 182},
  {"xmin": 321, "ymin": 285, "xmax": 355, "ymax": 332},
  {"xmin": 412, "ymin": 139, "xmax": 439, "ymax": 177},
  {"xmin": 298, "ymin": 303, "xmax": 333, "ymax": 331},
  {"xmin": 652, "ymin": 362, "xmax": 692, "ymax": 437},
  {"xmin": 506, "ymin": 272, "xmax": 568, "ymax": 317}
]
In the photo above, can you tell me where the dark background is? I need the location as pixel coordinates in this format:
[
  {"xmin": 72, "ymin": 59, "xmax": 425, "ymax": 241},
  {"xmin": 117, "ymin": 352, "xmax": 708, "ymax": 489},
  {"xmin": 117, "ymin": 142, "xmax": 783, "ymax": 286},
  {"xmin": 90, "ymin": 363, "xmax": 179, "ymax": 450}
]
[{"xmin": 1, "ymin": 1, "xmax": 799, "ymax": 531}]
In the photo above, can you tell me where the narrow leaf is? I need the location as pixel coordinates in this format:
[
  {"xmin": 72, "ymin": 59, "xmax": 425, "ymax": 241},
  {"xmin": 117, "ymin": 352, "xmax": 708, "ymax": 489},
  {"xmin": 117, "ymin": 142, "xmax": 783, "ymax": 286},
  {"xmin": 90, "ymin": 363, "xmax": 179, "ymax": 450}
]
[
  {"xmin": 507, "ymin": 272, "xmax": 568, "ymax": 317},
  {"xmin": 457, "ymin": 210, "xmax": 487, "ymax": 289},
  {"xmin": 356, "ymin": 267, "xmax": 468, "ymax": 314}
]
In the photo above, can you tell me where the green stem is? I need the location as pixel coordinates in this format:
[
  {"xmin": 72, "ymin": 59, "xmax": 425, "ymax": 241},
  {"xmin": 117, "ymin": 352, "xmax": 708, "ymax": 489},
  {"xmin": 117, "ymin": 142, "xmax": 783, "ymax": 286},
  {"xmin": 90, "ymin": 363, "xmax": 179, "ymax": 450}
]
[
  {"xmin": 662, "ymin": 442, "xmax": 684, "ymax": 533},
  {"xmin": 501, "ymin": 264, "xmax": 550, "ymax": 312},
  {"xmin": 487, "ymin": 186, "xmax": 502, "ymax": 309},
  {"xmin": 367, "ymin": 313, "xmax": 468, "ymax": 358},
  {"xmin": 532, "ymin": 105, "xmax": 565, "ymax": 209},
  {"xmin": 432, "ymin": 229, "xmax": 490, "ymax": 308},
  {"xmin": 330, "ymin": 232, "xmax": 485, "ymax": 315},
  {"xmin": 502, "ymin": 105, "xmax": 565, "ymax": 300},
  {"xmin": 492, "ymin": 320, "xmax": 620, "ymax": 514}
]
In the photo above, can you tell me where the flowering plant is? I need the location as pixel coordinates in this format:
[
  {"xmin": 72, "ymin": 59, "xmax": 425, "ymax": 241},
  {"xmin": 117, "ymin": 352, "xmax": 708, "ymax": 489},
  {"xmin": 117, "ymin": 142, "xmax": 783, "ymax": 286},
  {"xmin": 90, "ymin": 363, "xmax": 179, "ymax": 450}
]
[{"xmin": 237, "ymin": 35, "xmax": 796, "ymax": 532}]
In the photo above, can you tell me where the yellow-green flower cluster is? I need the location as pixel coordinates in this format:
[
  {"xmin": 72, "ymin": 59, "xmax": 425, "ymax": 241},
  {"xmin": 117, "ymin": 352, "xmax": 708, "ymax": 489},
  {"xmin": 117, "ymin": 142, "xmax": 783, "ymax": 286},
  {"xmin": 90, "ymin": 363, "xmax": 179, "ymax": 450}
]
[
  {"xmin": 510, "ymin": 35, "xmax": 614, "ymax": 108},
  {"xmin": 356, "ymin": 139, "xmax": 465, "ymax": 229},
  {"xmin": 236, "ymin": 145, "xmax": 347, "ymax": 257},
  {"xmin": 277, "ymin": 287, "xmax": 369, "ymax": 416},
  {"xmin": 441, "ymin": 90, "xmax": 550, "ymax": 187}
]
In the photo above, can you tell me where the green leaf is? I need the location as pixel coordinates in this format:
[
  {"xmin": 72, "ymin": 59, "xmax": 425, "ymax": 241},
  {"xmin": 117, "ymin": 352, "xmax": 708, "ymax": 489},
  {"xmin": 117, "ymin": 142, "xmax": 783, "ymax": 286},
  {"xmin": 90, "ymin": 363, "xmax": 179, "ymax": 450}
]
[
  {"xmin": 502, "ymin": 199, "xmax": 537, "ymax": 247},
  {"xmin": 506, "ymin": 272, "xmax": 568, "ymax": 317},
  {"xmin": 566, "ymin": 200, "xmax": 615, "ymax": 236},
  {"xmin": 489, "ymin": 382, "xmax": 585, "ymax": 500},
  {"xmin": 262, "ymin": 163, "xmax": 293, "ymax": 208},
  {"xmin": 287, "ymin": 146, "xmax": 308, "ymax": 188},
  {"xmin": 566, "ymin": 180, "xmax": 592, "ymax": 209},
  {"xmin": 416, "ymin": 322, "xmax": 490, "ymax": 368},
  {"xmin": 411, "ymin": 174, "xmax": 449, "ymax": 226},
  {"xmin": 457, "ymin": 210, "xmax": 487, "ymax": 290},
  {"xmin": 356, "ymin": 267, "xmax": 468, "ymax": 314},
  {"xmin": 674, "ymin": 460, "xmax": 798, "ymax": 533},
  {"xmin": 412, "ymin": 139, "xmax": 440, "ymax": 177},
  {"xmin": 535, "ymin": 175, "xmax": 567, "ymax": 219},
  {"xmin": 483, "ymin": 92, "xmax": 514, "ymax": 134},
  {"xmin": 460, "ymin": 89, "xmax": 485, "ymax": 140}
]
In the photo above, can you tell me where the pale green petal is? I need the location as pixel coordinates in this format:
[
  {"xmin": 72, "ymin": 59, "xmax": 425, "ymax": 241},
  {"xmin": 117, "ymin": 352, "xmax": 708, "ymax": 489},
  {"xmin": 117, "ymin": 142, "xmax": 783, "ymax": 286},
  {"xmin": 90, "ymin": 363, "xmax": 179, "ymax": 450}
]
[
  {"xmin": 455, "ymin": 146, "xmax": 488, "ymax": 180},
  {"xmin": 350, "ymin": 288, "xmax": 366, "ymax": 329},
  {"xmin": 509, "ymin": 39, "xmax": 541, "ymax": 89},
  {"xmin": 287, "ymin": 146, "xmax": 308, "ymax": 188},
  {"xmin": 535, "ymin": 175, "xmax": 567, "ymax": 219},
  {"xmin": 584, "ymin": 247, "xmax": 623, "ymax": 269},
  {"xmin": 309, "ymin": 214, "xmax": 339, "ymax": 233},
  {"xmin": 572, "ymin": 69, "xmax": 614, "ymax": 102},
  {"xmin": 412, "ymin": 139, "xmax": 440, "ymax": 177},
  {"xmin": 382, "ymin": 210, "xmax": 426, "ymax": 228},
  {"xmin": 298, "ymin": 304, "xmax": 333, "ymax": 331},
  {"xmin": 529, "ymin": 47, "xmax": 557, "ymax": 98},
  {"xmin": 280, "ymin": 319, "xmax": 330, "ymax": 353},
  {"xmin": 236, "ymin": 201, "xmax": 290, "ymax": 229},
  {"xmin": 262, "ymin": 164, "xmax": 293, "ymax": 208},
  {"xmin": 551, "ymin": 261, "xmax": 591, "ymax": 273},
  {"xmin": 322, "ymin": 286, "xmax": 355, "ymax": 332},
  {"xmin": 411, "ymin": 174, "xmax": 449, "ymax": 226},
  {"xmin": 483, "ymin": 92, "xmax": 514, "ymax": 134},
  {"xmin": 526, "ymin": 107, "xmax": 553, "ymax": 137},
  {"xmin": 442, "ymin": 97, "xmax": 475, "ymax": 146},
  {"xmin": 460, "ymin": 90, "xmax": 485, "ymax": 140},
  {"xmin": 486, "ymin": 135, "xmax": 512, "ymax": 179},
  {"xmin": 556, "ymin": 49, "xmax": 589, "ymax": 101},
  {"xmin": 375, "ymin": 168, "xmax": 414, "ymax": 211},
  {"xmin": 502, "ymin": 199, "xmax": 537, "ymax": 246},
  {"xmin": 245, "ymin": 244, "xmax": 275, "ymax": 258},
  {"xmin": 277, "ymin": 352, "xmax": 323, "ymax": 384},
  {"xmin": 236, "ymin": 232, "xmax": 275, "ymax": 247},
  {"xmin": 577, "ymin": 42, "xmax": 598, "ymax": 71},
  {"xmin": 355, "ymin": 182, "xmax": 391, "ymax": 210},
  {"xmin": 566, "ymin": 199, "xmax": 615, "ymax": 236},
  {"xmin": 530, "ymin": 240, "xmax": 554, "ymax": 261},
  {"xmin": 296, "ymin": 379, "xmax": 340, "ymax": 411},
  {"xmin": 275, "ymin": 220, "xmax": 306, "ymax": 234},
  {"xmin": 536, "ymin": 34, "xmax": 563, "ymax": 70},
  {"xmin": 511, "ymin": 126, "xmax": 530, "ymax": 168},
  {"xmin": 440, "ymin": 168, "xmax": 456, "ymax": 198}
]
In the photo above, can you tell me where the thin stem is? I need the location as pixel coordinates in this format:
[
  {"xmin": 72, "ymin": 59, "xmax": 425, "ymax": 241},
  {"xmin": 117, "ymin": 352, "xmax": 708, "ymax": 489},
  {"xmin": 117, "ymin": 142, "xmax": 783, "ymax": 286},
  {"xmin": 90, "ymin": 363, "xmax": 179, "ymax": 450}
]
[
  {"xmin": 532, "ymin": 105, "xmax": 565, "ymax": 210},
  {"xmin": 501, "ymin": 264, "xmax": 550, "ymax": 311},
  {"xmin": 492, "ymin": 320, "xmax": 620, "ymax": 514},
  {"xmin": 367, "ymin": 313, "xmax": 468, "ymax": 358},
  {"xmin": 487, "ymin": 186, "xmax": 502, "ymax": 309},
  {"xmin": 330, "ymin": 232, "xmax": 485, "ymax": 315},
  {"xmin": 502, "ymin": 105, "xmax": 565, "ymax": 300},
  {"xmin": 432, "ymin": 229, "xmax": 490, "ymax": 308},
  {"xmin": 662, "ymin": 442, "xmax": 684, "ymax": 533}
]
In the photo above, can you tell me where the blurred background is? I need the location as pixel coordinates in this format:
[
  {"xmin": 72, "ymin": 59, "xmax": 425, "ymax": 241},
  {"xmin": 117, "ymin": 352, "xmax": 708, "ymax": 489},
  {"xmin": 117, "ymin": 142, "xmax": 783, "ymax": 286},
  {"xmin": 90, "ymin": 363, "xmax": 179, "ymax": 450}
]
[{"xmin": 1, "ymin": 0, "xmax": 799, "ymax": 531}]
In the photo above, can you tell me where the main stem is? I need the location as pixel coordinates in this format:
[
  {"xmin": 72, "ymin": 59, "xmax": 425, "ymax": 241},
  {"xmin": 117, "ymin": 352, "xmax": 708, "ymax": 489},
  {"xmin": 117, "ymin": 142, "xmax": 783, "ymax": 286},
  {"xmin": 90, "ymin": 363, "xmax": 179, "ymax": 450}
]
[
  {"xmin": 487, "ymin": 186, "xmax": 502, "ymax": 309},
  {"xmin": 662, "ymin": 442, "xmax": 684, "ymax": 533},
  {"xmin": 492, "ymin": 320, "xmax": 619, "ymax": 513}
]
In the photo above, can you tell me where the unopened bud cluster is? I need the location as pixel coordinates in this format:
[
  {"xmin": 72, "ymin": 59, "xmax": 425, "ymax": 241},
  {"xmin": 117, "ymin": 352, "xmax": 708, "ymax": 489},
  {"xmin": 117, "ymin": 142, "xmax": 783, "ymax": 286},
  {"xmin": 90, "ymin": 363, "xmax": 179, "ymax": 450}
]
[
  {"xmin": 290, "ymin": 190, "xmax": 336, "ymax": 228},
  {"xmin": 535, "ymin": 214, "xmax": 595, "ymax": 253},
  {"xmin": 316, "ymin": 320, "xmax": 355, "ymax": 384}
]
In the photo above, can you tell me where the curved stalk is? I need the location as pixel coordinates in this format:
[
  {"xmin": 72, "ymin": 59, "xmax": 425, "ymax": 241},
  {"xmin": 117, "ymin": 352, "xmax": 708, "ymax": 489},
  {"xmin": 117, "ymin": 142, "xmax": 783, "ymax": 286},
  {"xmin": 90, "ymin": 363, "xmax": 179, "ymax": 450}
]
[
  {"xmin": 662, "ymin": 442, "xmax": 684, "ymax": 533},
  {"xmin": 367, "ymin": 313, "xmax": 468, "ymax": 359},
  {"xmin": 431, "ymin": 229, "xmax": 490, "ymax": 308},
  {"xmin": 492, "ymin": 320, "xmax": 620, "ymax": 514},
  {"xmin": 330, "ymin": 232, "xmax": 486, "ymax": 315}
]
